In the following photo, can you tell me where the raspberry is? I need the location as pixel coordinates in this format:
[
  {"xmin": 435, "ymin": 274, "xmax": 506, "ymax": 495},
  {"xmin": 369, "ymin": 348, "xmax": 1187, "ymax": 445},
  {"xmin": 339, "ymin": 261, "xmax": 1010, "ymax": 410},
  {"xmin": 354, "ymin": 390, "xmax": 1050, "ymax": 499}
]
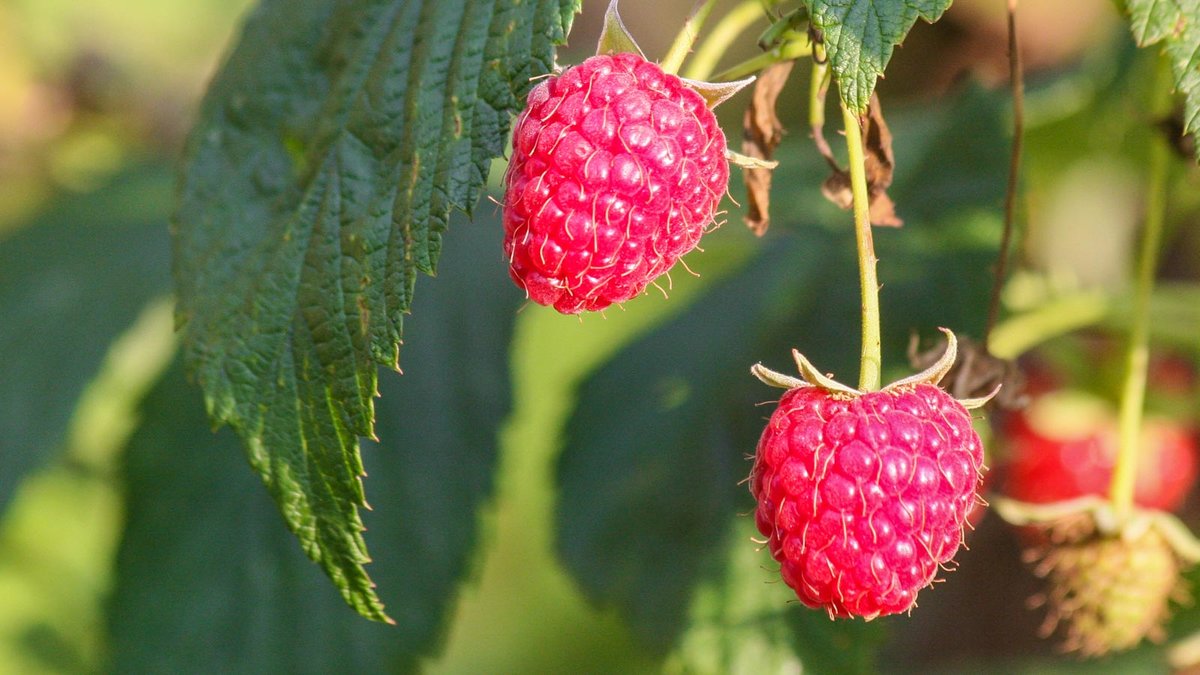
[
  {"xmin": 1032, "ymin": 514, "xmax": 1181, "ymax": 656},
  {"xmin": 502, "ymin": 52, "xmax": 729, "ymax": 313},
  {"xmin": 751, "ymin": 383, "xmax": 985, "ymax": 619},
  {"xmin": 995, "ymin": 500, "xmax": 1195, "ymax": 656},
  {"xmin": 1003, "ymin": 390, "xmax": 1198, "ymax": 512}
]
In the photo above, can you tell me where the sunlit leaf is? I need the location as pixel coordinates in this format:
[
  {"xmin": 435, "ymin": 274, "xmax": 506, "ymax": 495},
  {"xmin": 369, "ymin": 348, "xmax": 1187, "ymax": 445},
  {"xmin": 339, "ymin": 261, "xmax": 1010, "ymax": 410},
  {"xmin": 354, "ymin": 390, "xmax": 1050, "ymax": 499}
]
[
  {"xmin": 173, "ymin": 0, "xmax": 578, "ymax": 619},
  {"xmin": 807, "ymin": 0, "xmax": 953, "ymax": 113},
  {"xmin": 665, "ymin": 519, "xmax": 879, "ymax": 675}
]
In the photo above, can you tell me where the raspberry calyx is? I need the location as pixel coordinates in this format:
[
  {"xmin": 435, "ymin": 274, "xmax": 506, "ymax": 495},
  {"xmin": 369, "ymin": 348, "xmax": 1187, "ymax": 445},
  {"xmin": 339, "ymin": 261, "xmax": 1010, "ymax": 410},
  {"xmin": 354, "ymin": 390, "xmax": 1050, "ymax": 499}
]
[{"xmin": 749, "ymin": 329, "xmax": 993, "ymax": 619}]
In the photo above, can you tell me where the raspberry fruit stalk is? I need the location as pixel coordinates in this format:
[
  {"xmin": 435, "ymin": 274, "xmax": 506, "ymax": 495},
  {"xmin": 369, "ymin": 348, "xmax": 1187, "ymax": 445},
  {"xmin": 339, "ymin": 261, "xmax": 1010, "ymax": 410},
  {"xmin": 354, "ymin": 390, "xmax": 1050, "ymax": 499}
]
[
  {"xmin": 842, "ymin": 103, "xmax": 882, "ymax": 391},
  {"xmin": 1110, "ymin": 54, "xmax": 1172, "ymax": 518}
]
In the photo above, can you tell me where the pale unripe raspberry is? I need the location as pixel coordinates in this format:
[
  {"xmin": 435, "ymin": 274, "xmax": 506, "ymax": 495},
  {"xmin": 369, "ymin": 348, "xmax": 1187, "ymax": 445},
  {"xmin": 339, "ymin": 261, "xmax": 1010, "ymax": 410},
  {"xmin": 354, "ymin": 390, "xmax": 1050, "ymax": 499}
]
[
  {"xmin": 1031, "ymin": 522, "xmax": 1181, "ymax": 655},
  {"xmin": 996, "ymin": 497, "xmax": 1200, "ymax": 656},
  {"xmin": 752, "ymin": 383, "xmax": 985, "ymax": 619},
  {"xmin": 503, "ymin": 52, "xmax": 728, "ymax": 314}
]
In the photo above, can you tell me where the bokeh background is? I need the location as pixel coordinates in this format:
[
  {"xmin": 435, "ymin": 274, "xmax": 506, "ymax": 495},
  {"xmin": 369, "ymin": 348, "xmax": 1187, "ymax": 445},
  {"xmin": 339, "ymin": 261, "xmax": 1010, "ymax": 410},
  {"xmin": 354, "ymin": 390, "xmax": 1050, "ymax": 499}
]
[{"xmin": 2, "ymin": 0, "xmax": 1199, "ymax": 672}]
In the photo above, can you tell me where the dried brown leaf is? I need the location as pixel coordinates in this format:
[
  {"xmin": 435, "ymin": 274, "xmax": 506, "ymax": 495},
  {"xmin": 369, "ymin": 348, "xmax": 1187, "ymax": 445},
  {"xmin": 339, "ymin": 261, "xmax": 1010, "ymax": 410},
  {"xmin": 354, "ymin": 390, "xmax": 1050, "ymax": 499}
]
[
  {"xmin": 907, "ymin": 333, "xmax": 1028, "ymax": 409},
  {"xmin": 741, "ymin": 60, "xmax": 795, "ymax": 236},
  {"xmin": 819, "ymin": 93, "xmax": 903, "ymax": 227}
]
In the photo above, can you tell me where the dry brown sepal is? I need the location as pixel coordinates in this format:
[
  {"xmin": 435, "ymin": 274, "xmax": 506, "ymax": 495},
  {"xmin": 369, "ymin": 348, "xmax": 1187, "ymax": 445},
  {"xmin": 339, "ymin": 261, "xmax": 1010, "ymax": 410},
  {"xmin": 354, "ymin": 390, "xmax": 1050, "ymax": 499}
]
[
  {"xmin": 907, "ymin": 333, "xmax": 1027, "ymax": 409},
  {"xmin": 996, "ymin": 496, "xmax": 1200, "ymax": 657}
]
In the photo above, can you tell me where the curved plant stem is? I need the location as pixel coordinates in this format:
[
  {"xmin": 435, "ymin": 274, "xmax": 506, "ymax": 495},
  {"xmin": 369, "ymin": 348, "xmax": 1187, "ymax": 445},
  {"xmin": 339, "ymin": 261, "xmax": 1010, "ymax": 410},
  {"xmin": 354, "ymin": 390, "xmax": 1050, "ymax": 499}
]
[
  {"xmin": 1109, "ymin": 56, "xmax": 1173, "ymax": 518},
  {"xmin": 682, "ymin": 0, "xmax": 763, "ymax": 80},
  {"xmin": 809, "ymin": 56, "xmax": 830, "ymax": 154},
  {"xmin": 842, "ymin": 103, "xmax": 882, "ymax": 391},
  {"xmin": 661, "ymin": 0, "xmax": 720, "ymax": 75},
  {"xmin": 710, "ymin": 40, "xmax": 811, "ymax": 82},
  {"xmin": 986, "ymin": 291, "xmax": 1109, "ymax": 361},
  {"xmin": 983, "ymin": 0, "xmax": 1025, "ymax": 353}
]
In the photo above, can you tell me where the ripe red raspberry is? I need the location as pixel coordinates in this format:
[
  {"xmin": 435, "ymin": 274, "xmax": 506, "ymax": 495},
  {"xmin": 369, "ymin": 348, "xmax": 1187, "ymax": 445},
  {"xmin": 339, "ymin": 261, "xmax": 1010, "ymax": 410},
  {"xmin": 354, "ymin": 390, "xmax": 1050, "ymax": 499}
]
[
  {"xmin": 1003, "ymin": 391, "xmax": 1198, "ymax": 512},
  {"xmin": 502, "ymin": 52, "xmax": 729, "ymax": 313},
  {"xmin": 751, "ymin": 382, "xmax": 985, "ymax": 619}
]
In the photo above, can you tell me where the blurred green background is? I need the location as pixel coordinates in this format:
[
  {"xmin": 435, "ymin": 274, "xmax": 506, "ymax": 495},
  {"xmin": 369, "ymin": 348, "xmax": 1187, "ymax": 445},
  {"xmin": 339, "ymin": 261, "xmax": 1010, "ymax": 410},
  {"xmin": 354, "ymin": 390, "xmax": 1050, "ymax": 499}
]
[{"xmin": 2, "ymin": 0, "xmax": 1199, "ymax": 673}]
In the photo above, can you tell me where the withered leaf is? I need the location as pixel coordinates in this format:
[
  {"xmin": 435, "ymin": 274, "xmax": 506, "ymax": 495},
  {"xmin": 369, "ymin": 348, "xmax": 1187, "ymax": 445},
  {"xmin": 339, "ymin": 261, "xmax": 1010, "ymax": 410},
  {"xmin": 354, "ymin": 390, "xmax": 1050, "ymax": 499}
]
[
  {"xmin": 908, "ymin": 333, "xmax": 1028, "ymax": 410},
  {"xmin": 741, "ymin": 60, "xmax": 795, "ymax": 236},
  {"xmin": 817, "ymin": 93, "xmax": 903, "ymax": 227}
]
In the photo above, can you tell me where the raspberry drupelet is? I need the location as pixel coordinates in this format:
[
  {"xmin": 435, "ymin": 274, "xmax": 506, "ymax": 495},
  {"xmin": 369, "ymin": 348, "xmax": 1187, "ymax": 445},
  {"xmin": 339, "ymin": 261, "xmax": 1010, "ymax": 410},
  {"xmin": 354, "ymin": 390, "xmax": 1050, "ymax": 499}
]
[{"xmin": 502, "ymin": 52, "xmax": 729, "ymax": 314}]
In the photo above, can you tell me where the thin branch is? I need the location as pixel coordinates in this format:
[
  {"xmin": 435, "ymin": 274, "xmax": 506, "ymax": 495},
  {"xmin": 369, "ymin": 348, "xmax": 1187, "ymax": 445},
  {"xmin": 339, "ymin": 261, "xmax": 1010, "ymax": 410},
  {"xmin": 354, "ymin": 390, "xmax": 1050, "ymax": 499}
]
[{"xmin": 982, "ymin": 0, "xmax": 1025, "ymax": 353}]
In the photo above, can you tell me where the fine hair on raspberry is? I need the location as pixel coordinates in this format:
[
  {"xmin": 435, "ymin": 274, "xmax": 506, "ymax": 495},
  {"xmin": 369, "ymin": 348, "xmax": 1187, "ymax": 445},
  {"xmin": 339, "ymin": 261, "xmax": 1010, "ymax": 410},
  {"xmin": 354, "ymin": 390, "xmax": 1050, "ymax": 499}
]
[
  {"xmin": 502, "ymin": 52, "xmax": 729, "ymax": 314},
  {"xmin": 751, "ymin": 383, "xmax": 986, "ymax": 619}
]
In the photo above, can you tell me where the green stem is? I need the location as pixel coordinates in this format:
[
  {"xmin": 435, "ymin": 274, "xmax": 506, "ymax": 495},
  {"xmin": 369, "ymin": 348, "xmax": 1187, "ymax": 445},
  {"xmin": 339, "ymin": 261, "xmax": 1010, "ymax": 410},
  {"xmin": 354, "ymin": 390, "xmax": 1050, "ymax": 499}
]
[
  {"xmin": 986, "ymin": 290, "xmax": 1110, "ymax": 361},
  {"xmin": 1109, "ymin": 56, "xmax": 1173, "ymax": 518},
  {"xmin": 809, "ymin": 56, "xmax": 829, "ymax": 139},
  {"xmin": 710, "ymin": 39, "xmax": 811, "ymax": 82},
  {"xmin": 661, "ymin": 0, "xmax": 720, "ymax": 75},
  {"xmin": 682, "ymin": 0, "xmax": 763, "ymax": 81},
  {"xmin": 842, "ymin": 103, "xmax": 882, "ymax": 391}
]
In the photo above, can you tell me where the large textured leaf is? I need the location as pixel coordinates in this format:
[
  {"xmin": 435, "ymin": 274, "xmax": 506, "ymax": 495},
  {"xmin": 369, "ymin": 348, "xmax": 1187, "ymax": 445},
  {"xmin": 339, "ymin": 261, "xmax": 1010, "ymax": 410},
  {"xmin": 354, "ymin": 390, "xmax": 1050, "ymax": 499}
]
[
  {"xmin": 556, "ymin": 232, "xmax": 844, "ymax": 649},
  {"xmin": 173, "ymin": 0, "xmax": 577, "ymax": 619},
  {"xmin": 556, "ymin": 90, "xmax": 1007, "ymax": 661},
  {"xmin": 0, "ymin": 167, "xmax": 171, "ymax": 511},
  {"xmin": 807, "ymin": 0, "xmax": 954, "ymax": 112},
  {"xmin": 110, "ymin": 217, "xmax": 516, "ymax": 671},
  {"xmin": 1126, "ymin": 0, "xmax": 1200, "ymax": 162}
]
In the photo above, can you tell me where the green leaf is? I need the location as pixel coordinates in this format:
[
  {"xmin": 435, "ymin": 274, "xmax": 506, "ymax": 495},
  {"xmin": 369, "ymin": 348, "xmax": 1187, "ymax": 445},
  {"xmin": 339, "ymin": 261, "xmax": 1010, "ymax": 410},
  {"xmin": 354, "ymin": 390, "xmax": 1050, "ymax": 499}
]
[
  {"xmin": 556, "ymin": 89, "xmax": 1008, "ymax": 661},
  {"xmin": 0, "ymin": 167, "xmax": 172, "ymax": 512},
  {"xmin": 556, "ymin": 232, "xmax": 843, "ymax": 649},
  {"xmin": 1125, "ymin": 0, "xmax": 1200, "ymax": 161},
  {"xmin": 665, "ymin": 518, "xmax": 879, "ymax": 675},
  {"xmin": 110, "ymin": 217, "xmax": 517, "ymax": 671},
  {"xmin": 173, "ymin": 0, "xmax": 578, "ymax": 620},
  {"xmin": 806, "ymin": 0, "xmax": 954, "ymax": 113}
]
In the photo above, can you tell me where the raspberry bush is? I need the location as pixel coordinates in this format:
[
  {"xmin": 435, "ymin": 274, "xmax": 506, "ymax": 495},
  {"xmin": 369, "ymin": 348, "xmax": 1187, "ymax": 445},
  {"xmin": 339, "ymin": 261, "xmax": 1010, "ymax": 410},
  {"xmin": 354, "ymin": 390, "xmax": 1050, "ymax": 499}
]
[{"xmin": 9, "ymin": 0, "xmax": 1200, "ymax": 672}]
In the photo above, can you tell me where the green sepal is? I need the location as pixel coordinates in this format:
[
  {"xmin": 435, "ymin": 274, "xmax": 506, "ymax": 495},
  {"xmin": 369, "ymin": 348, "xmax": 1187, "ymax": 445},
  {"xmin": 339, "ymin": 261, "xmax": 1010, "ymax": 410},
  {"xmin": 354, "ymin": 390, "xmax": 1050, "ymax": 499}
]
[
  {"xmin": 752, "ymin": 328, "xmax": 1001, "ymax": 409},
  {"xmin": 683, "ymin": 75, "xmax": 757, "ymax": 109},
  {"xmin": 597, "ymin": 0, "xmax": 754, "ymax": 110},
  {"xmin": 884, "ymin": 327, "xmax": 958, "ymax": 390},
  {"xmin": 994, "ymin": 495, "xmax": 1200, "ymax": 563},
  {"xmin": 750, "ymin": 362, "xmax": 807, "ymax": 390},
  {"xmin": 597, "ymin": 0, "xmax": 644, "ymax": 58}
]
